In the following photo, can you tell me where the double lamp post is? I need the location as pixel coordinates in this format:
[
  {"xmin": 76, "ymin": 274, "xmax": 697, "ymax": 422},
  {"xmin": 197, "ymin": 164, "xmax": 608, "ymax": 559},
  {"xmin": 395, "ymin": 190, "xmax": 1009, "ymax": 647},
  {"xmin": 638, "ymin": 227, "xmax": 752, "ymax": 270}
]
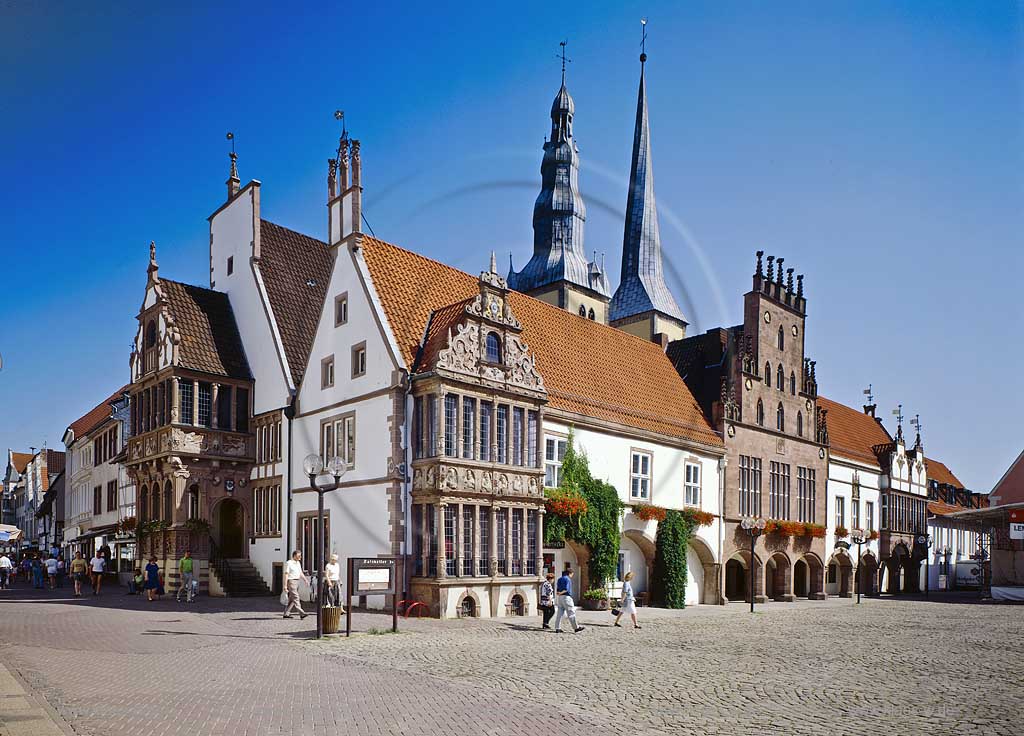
[
  {"xmin": 302, "ymin": 453, "xmax": 347, "ymax": 639},
  {"xmin": 739, "ymin": 516, "xmax": 767, "ymax": 613}
]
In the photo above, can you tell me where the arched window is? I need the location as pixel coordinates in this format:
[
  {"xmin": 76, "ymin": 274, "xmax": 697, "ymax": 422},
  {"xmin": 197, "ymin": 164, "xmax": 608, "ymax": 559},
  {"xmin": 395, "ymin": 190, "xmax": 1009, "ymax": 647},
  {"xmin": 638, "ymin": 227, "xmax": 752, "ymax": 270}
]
[
  {"xmin": 151, "ymin": 487, "xmax": 160, "ymax": 521},
  {"xmin": 139, "ymin": 484, "xmax": 148, "ymax": 521},
  {"xmin": 145, "ymin": 320, "xmax": 157, "ymax": 348},
  {"xmin": 790, "ymin": 371, "xmax": 796, "ymax": 395},
  {"xmin": 797, "ymin": 411, "xmax": 803, "ymax": 437},
  {"xmin": 777, "ymin": 365, "xmax": 784, "ymax": 390},
  {"xmin": 777, "ymin": 403, "xmax": 785, "ymax": 432},
  {"xmin": 163, "ymin": 480, "xmax": 173, "ymax": 522},
  {"xmin": 187, "ymin": 485, "xmax": 200, "ymax": 520},
  {"xmin": 777, "ymin": 326, "xmax": 784, "ymax": 350},
  {"xmin": 485, "ymin": 332, "xmax": 501, "ymax": 363},
  {"xmin": 578, "ymin": 305, "xmax": 587, "ymax": 317},
  {"xmin": 461, "ymin": 596, "xmax": 477, "ymax": 618},
  {"xmin": 756, "ymin": 399, "xmax": 764, "ymax": 426},
  {"xmin": 764, "ymin": 362, "xmax": 771, "ymax": 387},
  {"xmin": 587, "ymin": 308, "xmax": 595, "ymax": 321}
]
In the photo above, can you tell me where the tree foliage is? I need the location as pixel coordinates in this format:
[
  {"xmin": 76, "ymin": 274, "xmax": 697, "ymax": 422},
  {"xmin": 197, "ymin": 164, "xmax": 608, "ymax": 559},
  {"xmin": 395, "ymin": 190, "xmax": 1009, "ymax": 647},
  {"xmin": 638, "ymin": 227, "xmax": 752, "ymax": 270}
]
[
  {"xmin": 651, "ymin": 509, "xmax": 699, "ymax": 609},
  {"xmin": 543, "ymin": 429, "xmax": 623, "ymax": 587}
]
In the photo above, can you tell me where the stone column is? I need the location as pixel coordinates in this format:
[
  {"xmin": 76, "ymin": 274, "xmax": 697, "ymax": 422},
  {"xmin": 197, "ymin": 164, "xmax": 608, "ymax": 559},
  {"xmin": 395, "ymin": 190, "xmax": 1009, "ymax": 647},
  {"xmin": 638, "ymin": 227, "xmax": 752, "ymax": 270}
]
[
  {"xmin": 455, "ymin": 502, "xmax": 464, "ymax": 577},
  {"xmin": 519, "ymin": 508, "xmax": 528, "ymax": 576},
  {"xmin": 420, "ymin": 504, "xmax": 429, "ymax": 577},
  {"xmin": 472, "ymin": 504, "xmax": 482, "ymax": 576},
  {"xmin": 436, "ymin": 503, "xmax": 447, "ymax": 580},
  {"xmin": 505, "ymin": 507, "xmax": 513, "ymax": 577},
  {"xmin": 489, "ymin": 505, "xmax": 497, "ymax": 577},
  {"xmin": 536, "ymin": 508, "xmax": 545, "ymax": 575},
  {"xmin": 192, "ymin": 382, "xmax": 200, "ymax": 427},
  {"xmin": 211, "ymin": 383, "xmax": 220, "ymax": 430},
  {"xmin": 171, "ymin": 377, "xmax": 180, "ymax": 423},
  {"xmin": 437, "ymin": 390, "xmax": 446, "ymax": 458}
]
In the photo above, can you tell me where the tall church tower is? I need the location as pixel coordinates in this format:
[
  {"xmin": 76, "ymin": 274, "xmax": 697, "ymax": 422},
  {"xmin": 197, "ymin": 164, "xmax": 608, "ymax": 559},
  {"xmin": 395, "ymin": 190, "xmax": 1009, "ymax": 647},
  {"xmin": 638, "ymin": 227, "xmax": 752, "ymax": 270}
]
[
  {"xmin": 508, "ymin": 54, "xmax": 611, "ymax": 322},
  {"xmin": 609, "ymin": 45, "xmax": 687, "ymax": 345}
]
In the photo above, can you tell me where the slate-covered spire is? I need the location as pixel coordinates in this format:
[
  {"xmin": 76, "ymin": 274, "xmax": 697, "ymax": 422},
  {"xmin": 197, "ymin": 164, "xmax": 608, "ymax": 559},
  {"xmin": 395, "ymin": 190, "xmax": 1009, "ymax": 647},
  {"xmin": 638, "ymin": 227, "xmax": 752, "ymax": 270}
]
[
  {"xmin": 609, "ymin": 50, "xmax": 686, "ymax": 326},
  {"xmin": 508, "ymin": 52, "xmax": 611, "ymax": 301}
]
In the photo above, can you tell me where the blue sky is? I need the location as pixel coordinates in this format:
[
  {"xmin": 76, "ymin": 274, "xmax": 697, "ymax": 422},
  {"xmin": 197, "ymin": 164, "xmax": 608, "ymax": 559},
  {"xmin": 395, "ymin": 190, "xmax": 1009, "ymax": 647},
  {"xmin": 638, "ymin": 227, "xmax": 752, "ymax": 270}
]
[{"xmin": 1, "ymin": 2, "xmax": 1021, "ymax": 490}]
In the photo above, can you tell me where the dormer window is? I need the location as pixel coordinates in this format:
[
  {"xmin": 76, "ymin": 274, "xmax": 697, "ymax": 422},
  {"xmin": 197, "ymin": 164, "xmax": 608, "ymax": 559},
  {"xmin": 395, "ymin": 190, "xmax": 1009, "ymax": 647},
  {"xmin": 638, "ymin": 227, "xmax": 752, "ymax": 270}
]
[
  {"xmin": 145, "ymin": 321, "xmax": 157, "ymax": 348},
  {"xmin": 578, "ymin": 305, "xmax": 587, "ymax": 317},
  {"xmin": 485, "ymin": 332, "xmax": 502, "ymax": 363},
  {"xmin": 587, "ymin": 308, "xmax": 595, "ymax": 320}
]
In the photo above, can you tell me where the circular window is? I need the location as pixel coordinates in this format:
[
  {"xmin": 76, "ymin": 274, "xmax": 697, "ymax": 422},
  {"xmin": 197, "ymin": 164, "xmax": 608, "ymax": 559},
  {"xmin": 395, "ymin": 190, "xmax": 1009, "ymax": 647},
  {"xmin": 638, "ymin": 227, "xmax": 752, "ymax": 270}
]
[
  {"xmin": 763, "ymin": 311, "xmax": 772, "ymax": 324},
  {"xmin": 819, "ymin": 448, "xmax": 826, "ymax": 459}
]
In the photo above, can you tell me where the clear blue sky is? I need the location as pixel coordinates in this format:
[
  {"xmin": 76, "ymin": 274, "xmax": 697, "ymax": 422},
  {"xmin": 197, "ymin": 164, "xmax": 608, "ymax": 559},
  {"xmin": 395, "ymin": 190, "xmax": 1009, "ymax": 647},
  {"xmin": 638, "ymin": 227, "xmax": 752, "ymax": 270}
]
[{"xmin": 1, "ymin": 2, "xmax": 1020, "ymax": 491}]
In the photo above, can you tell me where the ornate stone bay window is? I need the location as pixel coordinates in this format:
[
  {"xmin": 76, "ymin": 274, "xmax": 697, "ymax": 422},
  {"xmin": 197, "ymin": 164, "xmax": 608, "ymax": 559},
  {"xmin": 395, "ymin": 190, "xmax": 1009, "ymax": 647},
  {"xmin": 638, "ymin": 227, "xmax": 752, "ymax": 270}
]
[
  {"xmin": 125, "ymin": 244, "xmax": 254, "ymax": 589},
  {"xmin": 409, "ymin": 259, "xmax": 547, "ymax": 618}
]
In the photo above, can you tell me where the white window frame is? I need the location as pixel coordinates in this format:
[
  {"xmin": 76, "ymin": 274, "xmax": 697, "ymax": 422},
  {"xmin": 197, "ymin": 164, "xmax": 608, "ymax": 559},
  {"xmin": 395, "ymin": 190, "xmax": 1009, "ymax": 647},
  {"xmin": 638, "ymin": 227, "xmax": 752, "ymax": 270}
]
[
  {"xmin": 544, "ymin": 435, "xmax": 567, "ymax": 488},
  {"xmin": 835, "ymin": 496, "xmax": 845, "ymax": 529},
  {"xmin": 321, "ymin": 412, "xmax": 356, "ymax": 469},
  {"xmin": 684, "ymin": 462, "xmax": 701, "ymax": 506},
  {"xmin": 630, "ymin": 450, "xmax": 652, "ymax": 500}
]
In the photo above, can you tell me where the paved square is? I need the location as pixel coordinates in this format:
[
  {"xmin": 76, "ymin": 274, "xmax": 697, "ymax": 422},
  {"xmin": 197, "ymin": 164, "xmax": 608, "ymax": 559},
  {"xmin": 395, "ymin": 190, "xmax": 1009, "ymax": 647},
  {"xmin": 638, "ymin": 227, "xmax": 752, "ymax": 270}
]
[{"xmin": 0, "ymin": 587, "xmax": 1019, "ymax": 736}]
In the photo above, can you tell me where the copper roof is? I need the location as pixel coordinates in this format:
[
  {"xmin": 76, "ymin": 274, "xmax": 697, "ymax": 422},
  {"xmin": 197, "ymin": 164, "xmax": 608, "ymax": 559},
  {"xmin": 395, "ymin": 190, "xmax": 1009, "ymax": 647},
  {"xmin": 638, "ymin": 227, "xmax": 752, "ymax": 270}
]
[
  {"xmin": 926, "ymin": 457, "xmax": 964, "ymax": 488},
  {"xmin": 68, "ymin": 386, "xmax": 130, "ymax": 440},
  {"xmin": 361, "ymin": 237, "xmax": 722, "ymax": 447},
  {"xmin": 258, "ymin": 220, "xmax": 333, "ymax": 386},
  {"xmin": 161, "ymin": 279, "xmax": 251, "ymax": 379},
  {"xmin": 817, "ymin": 396, "xmax": 892, "ymax": 466}
]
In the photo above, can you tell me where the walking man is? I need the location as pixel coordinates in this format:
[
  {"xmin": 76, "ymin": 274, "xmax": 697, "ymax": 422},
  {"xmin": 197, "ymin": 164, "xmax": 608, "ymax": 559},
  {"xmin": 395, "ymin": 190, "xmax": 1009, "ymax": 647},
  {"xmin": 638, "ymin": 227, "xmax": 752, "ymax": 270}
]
[
  {"xmin": 44, "ymin": 553, "xmax": 58, "ymax": 590},
  {"xmin": 0, "ymin": 552, "xmax": 12, "ymax": 589},
  {"xmin": 89, "ymin": 550, "xmax": 106, "ymax": 595},
  {"xmin": 553, "ymin": 567, "xmax": 584, "ymax": 634},
  {"xmin": 177, "ymin": 550, "xmax": 195, "ymax": 602},
  {"xmin": 283, "ymin": 550, "xmax": 309, "ymax": 619}
]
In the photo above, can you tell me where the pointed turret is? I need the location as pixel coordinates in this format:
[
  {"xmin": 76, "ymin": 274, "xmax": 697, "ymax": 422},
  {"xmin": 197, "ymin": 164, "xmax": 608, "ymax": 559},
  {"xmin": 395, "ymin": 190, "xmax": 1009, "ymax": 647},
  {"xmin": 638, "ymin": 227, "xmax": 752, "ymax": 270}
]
[
  {"xmin": 609, "ymin": 47, "xmax": 686, "ymax": 344},
  {"xmin": 508, "ymin": 45, "xmax": 611, "ymax": 322}
]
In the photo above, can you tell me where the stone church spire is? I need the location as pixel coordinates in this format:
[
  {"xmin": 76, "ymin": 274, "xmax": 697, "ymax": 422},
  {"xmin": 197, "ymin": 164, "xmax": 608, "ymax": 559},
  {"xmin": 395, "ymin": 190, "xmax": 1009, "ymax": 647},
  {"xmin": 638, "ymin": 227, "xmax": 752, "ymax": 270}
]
[
  {"xmin": 609, "ymin": 42, "xmax": 687, "ymax": 342},
  {"xmin": 509, "ymin": 45, "xmax": 612, "ymax": 316}
]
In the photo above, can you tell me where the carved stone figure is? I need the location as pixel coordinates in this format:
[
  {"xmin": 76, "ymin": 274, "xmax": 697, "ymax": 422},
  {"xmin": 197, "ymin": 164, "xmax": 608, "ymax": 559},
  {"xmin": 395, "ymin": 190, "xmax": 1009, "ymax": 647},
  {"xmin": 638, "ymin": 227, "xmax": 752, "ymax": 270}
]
[
  {"xmin": 446, "ymin": 467, "xmax": 458, "ymax": 490},
  {"xmin": 465, "ymin": 469, "xmax": 476, "ymax": 490}
]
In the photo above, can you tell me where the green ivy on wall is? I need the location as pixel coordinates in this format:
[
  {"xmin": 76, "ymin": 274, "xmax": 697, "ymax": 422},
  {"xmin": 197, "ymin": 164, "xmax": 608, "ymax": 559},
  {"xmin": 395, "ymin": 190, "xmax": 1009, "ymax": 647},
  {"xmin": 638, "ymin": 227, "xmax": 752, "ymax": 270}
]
[
  {"xmin": 651, "ymin": 509, "xmax": 700, "ymax": 609},
  {"xmin": 543, "ymin": 428, "xmax": 623, "ymax": 587}
]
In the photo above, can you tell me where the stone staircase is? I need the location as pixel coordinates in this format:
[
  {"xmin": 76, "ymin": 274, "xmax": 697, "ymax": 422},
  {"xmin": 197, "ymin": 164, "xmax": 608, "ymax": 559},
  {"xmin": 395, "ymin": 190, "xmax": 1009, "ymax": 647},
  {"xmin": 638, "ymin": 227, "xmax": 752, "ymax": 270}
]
[{"xmin": 210, "ymin": 558, "xmax": 272, "ymax": 597}]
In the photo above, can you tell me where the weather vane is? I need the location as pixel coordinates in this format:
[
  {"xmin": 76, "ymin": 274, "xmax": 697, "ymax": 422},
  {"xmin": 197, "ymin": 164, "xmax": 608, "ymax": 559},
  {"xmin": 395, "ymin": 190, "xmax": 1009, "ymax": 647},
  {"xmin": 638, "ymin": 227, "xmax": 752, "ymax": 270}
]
[
  {"xmin": 226, "ymin": 131, "xmax": 235, "ymax": 154},
  {"xmin": 892, "ymin": 403, "xmax": 904, "ymax": 431},
  {"xmin": 556, "ymin": 40, "xmax": 571, "ymax": 84},
  {"xmin": 640, "ymin": 17, "xmax": 648, "ymax": 62},
  {"xmin": 863, "ymin": 383, "xmax": 873, "ymax": 404},
  {"xmin": 910, "ymin": 414, "xmax": 923, "ymax": 437}
]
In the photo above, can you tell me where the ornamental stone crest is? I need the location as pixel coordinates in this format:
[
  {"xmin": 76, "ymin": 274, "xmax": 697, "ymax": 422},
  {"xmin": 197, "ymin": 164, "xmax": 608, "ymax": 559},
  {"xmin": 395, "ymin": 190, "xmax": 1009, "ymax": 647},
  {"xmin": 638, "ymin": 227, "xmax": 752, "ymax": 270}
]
[{"xmin": 435, "ymin": 322, "xmax": 545, "ymax": 392}]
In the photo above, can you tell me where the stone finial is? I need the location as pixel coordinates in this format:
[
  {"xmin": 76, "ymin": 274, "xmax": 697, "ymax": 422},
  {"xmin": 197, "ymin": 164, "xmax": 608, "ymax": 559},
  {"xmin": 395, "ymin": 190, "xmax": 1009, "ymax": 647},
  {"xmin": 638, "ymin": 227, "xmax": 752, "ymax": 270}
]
[
  {"xmin": 350, "ymin": 139, "xmax": 361, "ymax": 187},
  {"xmin": 766, "ymin": 255, "xmax": 775, "ymax": 282},
  {"xmin": 147, "ymin": 241, "xmax": 159, "ymax": 283},
  {"xmin": 327, "ymin": 158, "xmax": 338, "ymax": 198},
  {"xmin": 339, "ymin": 137, "xmax": 350, "ymax": 189},
  {"xmin": 775, "ymin": 258, "xmax": 785, "ymax": 285},
  {"xmin": 489, "ymin": 251, "xmax": 497, "ymax": 274},
  {"xmin": 786, "ymin": 268, "xmax": 794, "ymax": 292},
  {"xmin": 797, "ymin": 274, "xmax": 804, "ymax": 299},
  {"xmin": 755, "ymin": 250, "xmax": 764, "ymax": 277}
]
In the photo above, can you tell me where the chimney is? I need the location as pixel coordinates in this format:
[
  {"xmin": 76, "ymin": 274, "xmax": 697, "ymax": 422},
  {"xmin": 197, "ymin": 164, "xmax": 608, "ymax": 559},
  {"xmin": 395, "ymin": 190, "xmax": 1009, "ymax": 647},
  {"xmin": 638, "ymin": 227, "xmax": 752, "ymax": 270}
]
[
  {"xmin": 863, "ymin": 404, "xmax": 876, "ymax": 418},
  {"xmin": 653, "ymin": 332, "xmax": 670, "ymax": 351}
]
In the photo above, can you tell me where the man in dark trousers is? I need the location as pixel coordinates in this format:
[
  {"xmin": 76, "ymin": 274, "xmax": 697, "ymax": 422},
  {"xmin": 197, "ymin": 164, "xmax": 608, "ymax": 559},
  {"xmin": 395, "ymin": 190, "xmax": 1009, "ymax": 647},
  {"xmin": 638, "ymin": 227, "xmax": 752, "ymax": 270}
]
[{"xmin": 553, "ymin": 567, "xmax": 584, "ymax": 634}]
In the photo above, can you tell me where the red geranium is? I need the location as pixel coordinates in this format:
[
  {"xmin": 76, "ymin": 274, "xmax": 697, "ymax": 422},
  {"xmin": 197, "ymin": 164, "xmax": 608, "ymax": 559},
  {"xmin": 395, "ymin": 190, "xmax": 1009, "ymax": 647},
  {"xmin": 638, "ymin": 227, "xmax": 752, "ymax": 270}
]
[{"xmin": 633, "ymin": 504, "xmax": 667, "ymax": 523}]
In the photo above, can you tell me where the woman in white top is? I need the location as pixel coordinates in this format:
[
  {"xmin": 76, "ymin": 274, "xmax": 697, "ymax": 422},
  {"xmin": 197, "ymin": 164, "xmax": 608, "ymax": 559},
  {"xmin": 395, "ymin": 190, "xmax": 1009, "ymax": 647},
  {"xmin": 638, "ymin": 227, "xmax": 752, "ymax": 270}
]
[
  {"xmin": 614, "ymin": 571, "xmax": 641, "ymax": 629},
  {"xmin": 324, "ymin": 553, "xmax": 343, "ymax": 609}
]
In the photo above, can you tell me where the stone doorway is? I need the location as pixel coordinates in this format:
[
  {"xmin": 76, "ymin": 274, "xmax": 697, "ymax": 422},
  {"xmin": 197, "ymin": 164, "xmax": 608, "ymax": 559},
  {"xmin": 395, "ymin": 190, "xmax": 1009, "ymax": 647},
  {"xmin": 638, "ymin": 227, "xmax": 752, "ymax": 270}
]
[{"xmin": 214, "ymin": 498, "xmax": 245, "ymax": 558}]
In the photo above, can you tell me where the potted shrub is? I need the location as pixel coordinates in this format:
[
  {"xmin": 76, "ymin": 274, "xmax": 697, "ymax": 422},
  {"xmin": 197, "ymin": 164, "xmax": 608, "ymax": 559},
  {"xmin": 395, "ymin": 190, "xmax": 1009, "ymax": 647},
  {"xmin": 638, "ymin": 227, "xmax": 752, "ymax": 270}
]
[
  {"xmin": 835, "ymin": 526, "xmax": 849, "ymax": 539},
  {"xmin": 581, "ymin": 588, "xmax": 609, "ymax": 611}
]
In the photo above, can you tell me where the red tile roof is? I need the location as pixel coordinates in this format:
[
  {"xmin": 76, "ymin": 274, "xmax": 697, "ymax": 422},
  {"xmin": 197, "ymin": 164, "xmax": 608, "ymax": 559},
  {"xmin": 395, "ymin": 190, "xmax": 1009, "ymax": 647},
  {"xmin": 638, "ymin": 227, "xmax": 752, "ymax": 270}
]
[
  {"xmin": 926, "ymin": 457, "xmax": 964, "ymax": 488},
  {"xmin": 161, "ymin": 279, "xmax": 251, "ymax": 379},
  {"xmin": 928, "ymin": 500, "xmax": 962, "ymax": 516},
  {"xmin": 361, "ymin": 237, "xmax": 723, "ymax": 447},
  {"xmin": 817, "ymin": 396, "xmax": 892, "ymax": 466},
  {"xmin": 10, "ymin": 452, "xmax": 32, "ymax": 474},
  {"xmin": 68, "ymin": 386, "xmax": 130, "ymax": 441},
  {"xmin": 258, "ymin": 220, "xmax": 333, "ymax": 386}
]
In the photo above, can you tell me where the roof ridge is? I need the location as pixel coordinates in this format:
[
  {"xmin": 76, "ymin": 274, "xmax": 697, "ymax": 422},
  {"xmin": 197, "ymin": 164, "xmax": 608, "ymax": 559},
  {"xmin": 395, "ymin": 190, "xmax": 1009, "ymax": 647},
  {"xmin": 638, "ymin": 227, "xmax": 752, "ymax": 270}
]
[
  {"xmin": 261, "ymin": 218, "xmax": 328, "ymax": 246},
  {"xmin": 362, "ymin": 235, "xmax": 684, "ymax": 353}
]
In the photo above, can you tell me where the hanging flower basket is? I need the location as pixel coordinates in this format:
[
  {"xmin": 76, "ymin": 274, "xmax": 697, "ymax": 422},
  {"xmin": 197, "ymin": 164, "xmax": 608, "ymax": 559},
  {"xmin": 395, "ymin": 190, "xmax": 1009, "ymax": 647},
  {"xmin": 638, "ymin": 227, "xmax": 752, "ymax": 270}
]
[
  {"xmin": 835, "ymin": 526, "xmax": 849, "ymax": 539},
  {"xmin": 633, "ymin": 503, "xmax": 667, "ymax": 523},
  {"xmin": 868, "ymin": 530, "xmax": 879, "ymax": 541},
  {"xmin": 545, "ymin": 491, "xmax": 588, "ymax": 519},
  {"xmin": 681, "ymin": 508, "xmax": 715, "ymax": 527},
  {"xmin": 802, "ymin": 523, "xmax": 827, "ymax": 539}
]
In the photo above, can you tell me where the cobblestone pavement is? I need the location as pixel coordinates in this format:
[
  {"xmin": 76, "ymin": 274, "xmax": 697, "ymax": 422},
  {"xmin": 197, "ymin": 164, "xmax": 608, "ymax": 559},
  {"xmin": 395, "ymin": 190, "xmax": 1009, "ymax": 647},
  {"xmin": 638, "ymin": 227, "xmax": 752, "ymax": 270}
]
[{"xmin": 0, "ymin": 585, "xmax": 1019, "ymax": 736}]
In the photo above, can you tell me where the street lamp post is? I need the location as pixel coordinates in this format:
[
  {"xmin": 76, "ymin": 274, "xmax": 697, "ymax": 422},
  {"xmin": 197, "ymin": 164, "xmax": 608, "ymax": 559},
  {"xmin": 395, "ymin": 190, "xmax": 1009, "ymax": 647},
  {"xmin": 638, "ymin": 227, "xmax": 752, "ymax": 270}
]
[
  {"xmin": 916, "ymin": 533, "xmax": 932, "ymax": 599},
  {"xmin": 849, "ymin": 528, "xmax": 866, "ymax": 604},
  {"xmin": 740, "ymin": 516, "xmax": 767, "ymax": 613},
  {"xmin": 302, "ymin": 453, "xmax": 347, "ymax": 639}
]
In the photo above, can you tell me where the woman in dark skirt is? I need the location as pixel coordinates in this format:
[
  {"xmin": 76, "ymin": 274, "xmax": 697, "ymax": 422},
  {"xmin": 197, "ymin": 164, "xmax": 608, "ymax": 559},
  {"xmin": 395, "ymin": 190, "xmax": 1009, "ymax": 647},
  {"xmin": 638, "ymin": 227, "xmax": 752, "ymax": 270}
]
[{"xmin": 144, "ymin": 557, "xmax": 160, "ymax": 602}]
